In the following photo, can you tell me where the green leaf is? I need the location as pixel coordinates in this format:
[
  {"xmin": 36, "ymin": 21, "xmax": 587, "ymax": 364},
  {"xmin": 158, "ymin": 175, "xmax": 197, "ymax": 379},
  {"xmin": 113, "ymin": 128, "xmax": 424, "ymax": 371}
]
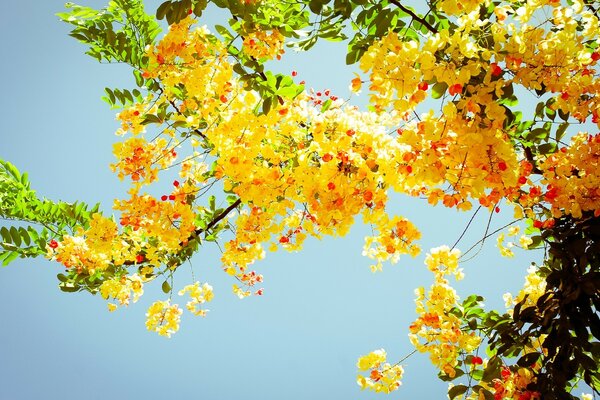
[
  {"xmin": 0, "ymin": 227, "xmax": 10, "ymax": 242},
  {"xmin": 9, "ymin": 227, "xmax": 21, "ymax": 247},
  {"xmin": 526, "ymin": 128, "xmax": 548, "ymax": 142},
  {"xmin": 557, "ymin": 107, "xmax": 570, "ymax": 121},
  {"xmin": 161, "ymin": 280, "xmax": 171, "ymax": 293},
  {"xmin": 431, "ymin": 82, "xmax": 448, "ymax": 99},
  {"xmin": 538, "ymin": 142, "xmax": 557, "ymax": 155},
  {"xmin": 1, "ymin": 251, "xmax": 20, "ymax": 266},
  {"xmin": 226, "ymin": 195, "xmax": 238, "ymax": 205},
  {"xmin": 448, "ymin": 385, "xmax": 468, "ymax": 400},
  {"xmin": 156, "ymin": 1, "xmax": 172, "ymax": 20},
  {"xmin": 262, "ymin": 96, "xmax": 273, "ymax": 114},
  {"xmin": 482, "ymin": 356, "xmax": 502, "ymax": 382},
  {"xmin": 517, "ymin": 352, "xmax": 540, "ymax": 367},
  {"xmin": 214, "ymin": 24, "xmax": 233, "ymax": 41},
  {"xmin": 18, "ymin": 227, "xmax": 31, "ymax": 246},
  {"xmin": 535, "ymin": 102, "xmax": 545, "ymax": 118},
  {"xmin": 141, "ymin": 114, "xmax": 162, "ymax": 124},
  {"xmin": 555, "ymin": 122, "xmax": 568, "ymax": 142}
]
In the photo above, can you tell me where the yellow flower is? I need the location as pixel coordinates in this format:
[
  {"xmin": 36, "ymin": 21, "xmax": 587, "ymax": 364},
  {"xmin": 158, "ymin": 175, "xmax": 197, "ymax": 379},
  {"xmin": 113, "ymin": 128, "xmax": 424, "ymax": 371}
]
[
  {"xmin": 145, "ymin": 300, "xmax": 182, "ymax": 338},
  {"xmin": 356, "ymin": 349, "xmax": 404, "ymax": 394},
  {"xmin": 178, "ymin": 281, "xmax": 214, "ymax": 316}
]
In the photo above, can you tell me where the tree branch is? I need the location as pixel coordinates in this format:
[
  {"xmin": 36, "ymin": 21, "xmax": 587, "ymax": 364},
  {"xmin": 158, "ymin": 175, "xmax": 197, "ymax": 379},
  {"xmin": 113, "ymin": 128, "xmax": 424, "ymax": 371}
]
[
  {"xmin": 388, "ymin": 0, "xmax": 438, "ymax": 34},
  {"xmin": 193, "ymin": 198, "xmax": 242, "ymax": 237}
]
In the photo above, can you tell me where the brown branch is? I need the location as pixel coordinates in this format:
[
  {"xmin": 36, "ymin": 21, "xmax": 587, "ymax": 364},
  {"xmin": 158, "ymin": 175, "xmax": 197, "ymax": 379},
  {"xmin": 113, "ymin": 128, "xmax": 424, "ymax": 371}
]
[
  {"xmin": 167, "ymin": 98, "xmax": 207, "ymax": 140},
  {"xmin": 524, "ymin": 146, "xmax": 543, "ymax": 174},
  {"xmin": 388, "ymin": 0, "xmax": 438, "ymax": 34},
  {"xmin": 193, "ymin": 198, "xmax": 242, "ymax": 237}
]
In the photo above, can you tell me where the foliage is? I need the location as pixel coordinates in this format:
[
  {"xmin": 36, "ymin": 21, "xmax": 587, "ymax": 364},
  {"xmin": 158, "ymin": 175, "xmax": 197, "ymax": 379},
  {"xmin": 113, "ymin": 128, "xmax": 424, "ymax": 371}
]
[{"xmin": 1, "ymin": 0, "xmax": 600, "ymax": 398}]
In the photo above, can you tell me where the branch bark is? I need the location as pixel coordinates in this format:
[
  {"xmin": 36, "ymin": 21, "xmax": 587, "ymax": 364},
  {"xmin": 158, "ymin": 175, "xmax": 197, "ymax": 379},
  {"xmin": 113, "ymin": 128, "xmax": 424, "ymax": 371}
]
[
  {"xmin": 388, "ymin": 0, "xmax": 438, "ymax": 34},
  {"xmin": 193, "ymin": 198, "xmax": 242, "ymax": 237}
]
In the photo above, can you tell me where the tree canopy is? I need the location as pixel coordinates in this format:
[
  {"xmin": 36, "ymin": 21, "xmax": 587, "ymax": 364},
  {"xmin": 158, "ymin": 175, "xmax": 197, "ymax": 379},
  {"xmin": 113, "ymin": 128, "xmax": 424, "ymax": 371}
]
[{"xmin": 1, "ymin": 0, "xmax": 599, "ymax": 398}]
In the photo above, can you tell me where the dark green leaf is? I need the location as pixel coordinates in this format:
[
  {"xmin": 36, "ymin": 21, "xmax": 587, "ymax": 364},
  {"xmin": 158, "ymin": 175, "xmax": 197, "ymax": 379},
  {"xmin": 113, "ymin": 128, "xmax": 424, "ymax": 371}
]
[
  {"xmin": 431, "ymin": 82, "xmax": 448, "ymax": 99},
  {"xmin": 448, "ymin": 385, "xmax": 467, "ymax": 399}
]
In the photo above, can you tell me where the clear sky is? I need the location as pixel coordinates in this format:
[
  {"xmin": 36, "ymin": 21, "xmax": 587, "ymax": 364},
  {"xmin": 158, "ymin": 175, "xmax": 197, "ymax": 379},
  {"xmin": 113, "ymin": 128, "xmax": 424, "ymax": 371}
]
[{"xmin": 0, "ymin": 1, "xmax": 539, "ymax": 399}]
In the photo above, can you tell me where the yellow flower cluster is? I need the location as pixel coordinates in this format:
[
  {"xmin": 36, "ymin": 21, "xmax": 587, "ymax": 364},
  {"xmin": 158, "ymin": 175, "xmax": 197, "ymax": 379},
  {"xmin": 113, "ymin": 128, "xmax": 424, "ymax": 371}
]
[
  {"xmin": 410, "ymin": 247, "xmax": 481, "ymax": 377},
  {"xmin": 424, "ymin": 245, "xmax": 462, "ymax": 280},
  {"xmin": 178, "ymin": 281, "xmax": 214, "ymax": 316},
  {"xmin": 362, "ymin": 215, "xmax": 421, "ymax": 272},
  {"xmin": 356, "ymin": 349, "xmax": 404, "ymax": 394},
  {"xmin": 492, "ymin": 366, "xmax": 540, "ymax": 400},
  {"xmin": 202, "ymin": 89, "xmax": 425, "ymax": 281},
  {"xmin": 503, "ymin": 264, "xmax": 547, "ymax": 313},
  {"xmin": 145, "ymin": 300, "xmax": 183, "ymax": 338},
  {"xmin": 99, "ymin": 274, "xmax": 144, "ymax": 310},
  {"xmin": 359, "ymin": 0, "xmax": 600, "ymax": 217},
  {"xmin": 505, "ymin": 1, "xmax": 600, "ymax": 124},
  {"xmin": 539, "ymin": 133, "xmax": 600, "ymax": 219},
  {"xmin": 115, "ymin": 103, "xmax": 150, "ymax": 136},
  {"xmin": 113, "ymin": 192, "xmax": 196, "ymax": 256},
  {"xmin": 435, "ymin": 0, "xmax": 489, "ymax": 16},
  {"xmin": 242, "ymin": 29, "xmax": 285, "ymax": 60},
  {"xmin": 45, "ymin": 1, "xmax": 599, "ymax": 343},
  {"xmin": 47, "ymin": 213, "xmax": 132, "ymax": 274}
]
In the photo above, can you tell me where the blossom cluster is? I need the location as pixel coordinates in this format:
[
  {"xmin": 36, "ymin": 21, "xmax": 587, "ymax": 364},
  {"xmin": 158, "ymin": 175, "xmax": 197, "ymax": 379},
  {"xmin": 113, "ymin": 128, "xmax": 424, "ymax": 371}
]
[
  {"xmin": 356, "ymin": 349, "xmax": 404, "ymax": 394},
  {"xmin": 409, "ymin": 247, "xmax": 481, "ymax": 377}
]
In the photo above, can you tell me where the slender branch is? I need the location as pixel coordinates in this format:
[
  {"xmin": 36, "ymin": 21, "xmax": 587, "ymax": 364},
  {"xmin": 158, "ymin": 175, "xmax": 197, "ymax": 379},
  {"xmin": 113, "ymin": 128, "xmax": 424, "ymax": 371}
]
[
  {"xmin": 193, "ymin": 198, "xmax": 242, "ymax": 237},
  {"xmin": 388, "ymin": 0, "xmax": 438, "ymax": 34},
  {"xmin": 460, "ymin": 217, "xmax": 524, "ymax": 261},
  {"xmin": 451, "ymin": 206, "xmax": 481, "ymax": 250}
]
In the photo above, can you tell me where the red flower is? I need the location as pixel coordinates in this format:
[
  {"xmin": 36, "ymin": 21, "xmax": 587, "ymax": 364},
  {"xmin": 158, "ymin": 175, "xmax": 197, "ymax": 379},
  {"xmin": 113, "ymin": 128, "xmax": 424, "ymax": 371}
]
[
  {"xmin": 173, "ymin": 180, "xmax": 180, "ymax": 187},
  {"xmin": 370, "ymin": 369, "xmax": 383, "ymax": 382},
  {"xmin": 135, "ymin": 254, "xmax": 145, "ymax": 263},
  {"xmin": 48, "ymin": 240, "xmax": 59, "ymax": 249},
  {"xmin": 327, "ymin": 182, "xmax": 336, "ymax": 190},
  {"xmin": 490, "ymin": 62, "xmax": 503, "ymax": 77},
  {"xmin": 545, "ymin": 186, "xmax": 558, "ymax": 201},
  {"xmin": 418, "ymin": 81, "xmax": 428, "ymax": 91},
  {"xmin": 322, "ymin": 153, "xmax": 333, "ymax": 162},
  {"xmin": 449, "ymin": 83, "xmax": 463, "ymax": 96},
  {"xmin": 471, "ymin": 356, "xmax": 483, "ymax": 365}
]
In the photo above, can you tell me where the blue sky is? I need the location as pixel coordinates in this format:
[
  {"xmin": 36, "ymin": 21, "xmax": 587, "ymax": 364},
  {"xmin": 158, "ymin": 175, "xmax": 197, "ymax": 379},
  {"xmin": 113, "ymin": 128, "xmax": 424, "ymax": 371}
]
[{"xmin": 0, "ymin": 1, "xmax": 539, "ymax": 399}]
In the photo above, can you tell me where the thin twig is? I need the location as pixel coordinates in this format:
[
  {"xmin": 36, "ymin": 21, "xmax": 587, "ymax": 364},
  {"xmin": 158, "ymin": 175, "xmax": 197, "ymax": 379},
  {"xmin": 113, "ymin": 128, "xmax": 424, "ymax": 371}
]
[
  {"xmin": 193, "ymin": 198, "xmax": 242, "ymax": 237},
  {"xmin": 388, "ymin": 0, "xmax": 438, "ymax": 34},
  {"xmin": 451, "ymin": 206, "xmax": 481, "ymax": 250}
]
